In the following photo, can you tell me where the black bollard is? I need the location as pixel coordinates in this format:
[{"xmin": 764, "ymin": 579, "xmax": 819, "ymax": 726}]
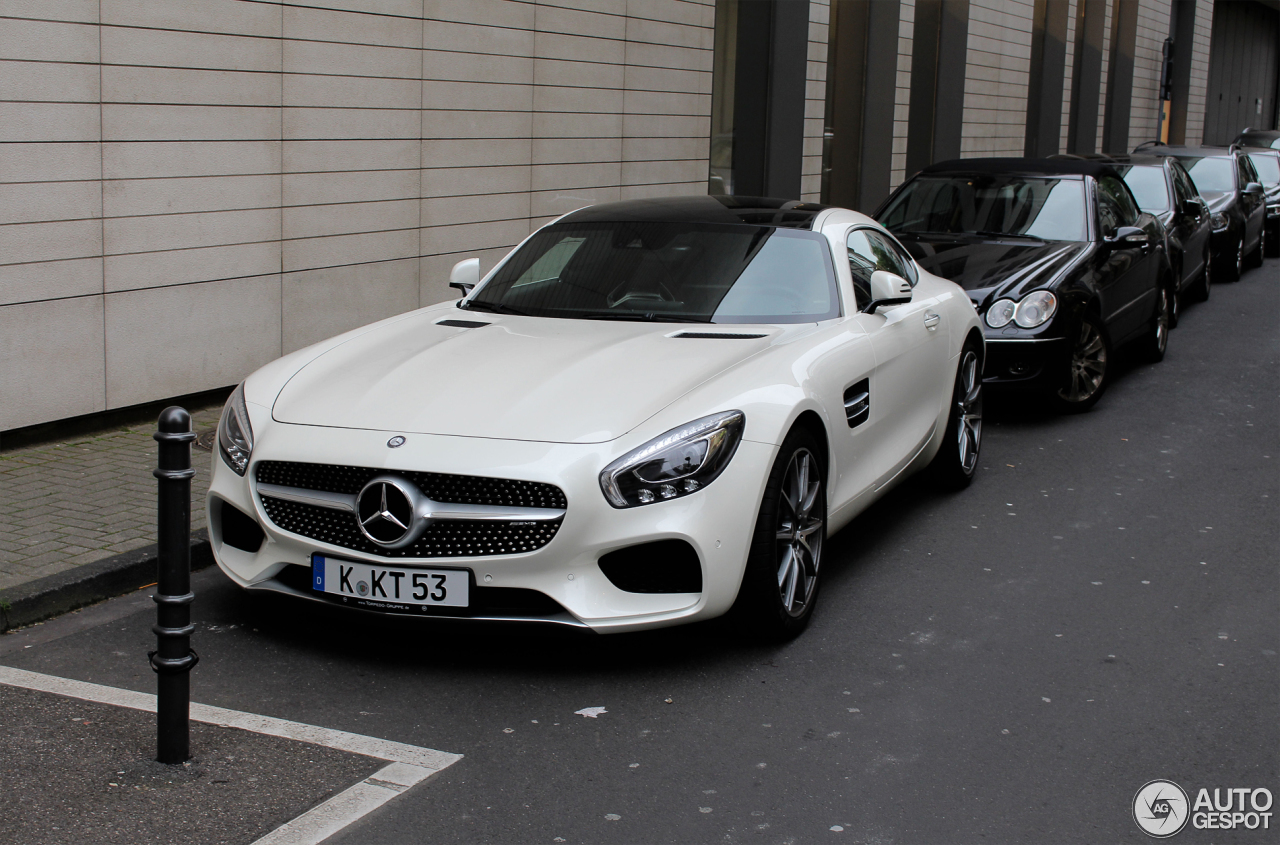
[{"xmin": 150, "ymin": 406, "xmax": 199, "ymax": 764}]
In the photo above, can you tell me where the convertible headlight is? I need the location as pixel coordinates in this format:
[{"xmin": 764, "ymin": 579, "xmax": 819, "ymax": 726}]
[
  {"xmin": 217, "ymin": 383, "xmax": 254, "ymax": 476},
  {"xmin": 1211, "ymin": 212, "xmax": 1228, "ymax": 232},
  {"xmin": 1013, "ymin": 290, "xmax": 1057, "ymax": 328},
  {"xmin": 985, "ymin": 298, "xmax": 1016, "ymax": 328},
  {"xmin": 600, "ymin": 411, "xmax": 745, "ymax": 508}
]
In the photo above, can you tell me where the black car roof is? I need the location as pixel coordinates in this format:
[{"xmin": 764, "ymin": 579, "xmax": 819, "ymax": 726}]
[
  {"xmin": 921, "ymin": 157, "xmax": 1121, "ymax": 179},
  {"xmin": 1135, "ymin": 143, "xmax": 1235, "ymax": 159},
  {"xmin": 559, "ymin": 195, "xmax": 829, "ymax": 229},
  {"xmin": 1054, "ymin": 153, "xmax": 1169, "ymax": 168}
]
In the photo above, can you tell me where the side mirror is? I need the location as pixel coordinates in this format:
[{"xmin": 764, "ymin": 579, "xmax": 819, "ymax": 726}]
[
  {"xmin": 1245, "ymin": 181, "xmax": 1264, "ymax": 195},
  {"xmin": 1180, "ymin": 198, "xmax": 1205, "ymax": 217},
  {"xmin": 449, "ymin": 257, "xmax": 481, "ymax": 295},
  {"xmin": 867, "ymin": 270, "xmax": 912, "ymax": 313},
  {"xmin": 1104, "ymin": 225, "xmax": 1148, "ymax": 247}
]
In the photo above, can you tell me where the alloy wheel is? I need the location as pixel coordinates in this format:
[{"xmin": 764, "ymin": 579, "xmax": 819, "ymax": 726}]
[
  {"xmin": 955, "ymin": 349, "xmax": 983, "ymax": 473},
  {"xmin": 1060, "ymin": 318, "xmax": 1107, "ymax": 404},
  {"xmin": 774, "ymin": 448, "xmax": 823, "ymax": 618},
  {"xmin": 1235, "ymin": 239, "xmax": 1244, "ymax": 278},
  {"xmin": 1154, "ymin": 287, "xmax": 1170, "ymax": 355}
]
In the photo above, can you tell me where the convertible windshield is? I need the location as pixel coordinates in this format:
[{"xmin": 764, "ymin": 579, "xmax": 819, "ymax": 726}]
[
  {"xmin": 465, "ymin": 222, "xmax": 840, "ymax": 323},
  {"xmin": 1182, "ymin": 157, "xmax": 1234, "ymax": 193},
  {"xmin": 879, "ymin": 174, "xmax": 1087, "ymax": 241}
]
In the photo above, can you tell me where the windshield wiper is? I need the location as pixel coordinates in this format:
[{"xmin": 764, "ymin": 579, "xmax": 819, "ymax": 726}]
[
  {"xmin": 462, "ymin": 300, "xmax": 531, "ymax": 316},
  {"xmin": 577, "ymin": 311, "xmax": 708, "ymax": 323},
  {"xmin": 971, "ymin": 230, "xmax": 1045, "ymax": 240}
]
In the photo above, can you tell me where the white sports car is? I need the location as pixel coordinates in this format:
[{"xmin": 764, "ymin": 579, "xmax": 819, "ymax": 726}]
[{"xmin": 207, "ymin": 196, "xmax": 984, "ymax": 638}]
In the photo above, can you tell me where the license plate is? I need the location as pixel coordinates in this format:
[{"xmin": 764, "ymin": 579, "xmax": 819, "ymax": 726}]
[{"xmin": 311, "ymin": 554, "xmax": 469, "ymax": 609}]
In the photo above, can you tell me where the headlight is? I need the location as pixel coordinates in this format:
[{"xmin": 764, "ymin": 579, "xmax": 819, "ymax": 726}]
[
  {"xmin": 1013, "ymin": 290, "xmax": 1057, "ymax": 328},
  {"xmin": 985, "ymin": 298, "xmax": 1016, "ymax": 328},
  {"xmin": 217, "ymin": 383, "xmax": 254, "ymax": 476},
  {"xmin": 1211, "ymin": 212, "xmax": 1228, "ymax": 232},
  {"xmin": 600, "ymin": 411, "xmax": 744, "ymax": 508}
]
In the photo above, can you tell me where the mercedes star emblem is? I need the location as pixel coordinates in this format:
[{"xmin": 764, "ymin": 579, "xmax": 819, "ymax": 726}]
[
  {"xmin": 355, "ymin": 478, "xmax": 416, "ymax": 546},
  {"xmin": 387, "ymin": 435, "xmax": 406, "ymax": 448}
]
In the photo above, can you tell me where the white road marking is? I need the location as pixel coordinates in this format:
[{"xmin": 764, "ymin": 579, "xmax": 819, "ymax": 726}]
[{"xmin": 0, "ymin": 665, "xmax": 462, "ymax": 844}]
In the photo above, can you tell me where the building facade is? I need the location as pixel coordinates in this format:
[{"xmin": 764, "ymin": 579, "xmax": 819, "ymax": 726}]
[{"xmin": 1, "ymin": 0, "xmax": 1277, "ymax": 434}]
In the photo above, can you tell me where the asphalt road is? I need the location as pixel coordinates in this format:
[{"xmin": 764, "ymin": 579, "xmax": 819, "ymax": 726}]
[{"xmin": 3, "ymin": 258, "xmax": 1276, "ymax": 845}]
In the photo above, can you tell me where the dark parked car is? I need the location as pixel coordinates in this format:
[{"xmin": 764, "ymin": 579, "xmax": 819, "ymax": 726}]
[
  {"xmin": 1232, "ymin": 128, "xmax": 1280, "ymax": 151},
  {"xmin": 1240, "ymin": 146, "xmax": 1280, "ymax": 257},
  {"xmin": 1057, "ymin": 153, "xmax": 1213, "ymax": 320},
  {"xmin": 876, "ymin": 158, "xmax": 1173, "ymax": 413},
  {"xmin": 1135, "ymin": 143, "xmax": 1268, "ymax": 279}
]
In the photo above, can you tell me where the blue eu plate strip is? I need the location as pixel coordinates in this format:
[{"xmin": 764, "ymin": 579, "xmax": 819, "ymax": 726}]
[{"xmin": 312, "ymin": 555, "xmax": 325, "ymax": 591}]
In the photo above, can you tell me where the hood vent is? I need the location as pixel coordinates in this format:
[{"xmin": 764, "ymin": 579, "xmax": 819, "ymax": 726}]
[
  {"xmin": 436, "ymin": 319, "xmax": 491, "ymax": 328},
  {"xmin": 673, "ymin": 331, "xmax": 768, "ymax": 339}
]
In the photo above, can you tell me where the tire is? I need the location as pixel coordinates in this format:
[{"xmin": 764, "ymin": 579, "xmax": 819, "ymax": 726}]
[
  {"xmin": 930, "ymin": 340, "xmax": 983, "ymax": 490},
  {"xmin": 1168, "ymin": 269, "xmax": 1180, "ymax": 328},
  {"xmin": 730, "ymin": 427, "xmax": 826, "ymax": 641},
  {"xmin": 1049, "ymin": 311, "xmax": 1110, "ymax": 414},
  {"xmin": 1247, "ymin": 224, "xmax": 1266, "ymax": 268},
  {"xmin": 1221, "ymin": 234, "xmax": 1244, "ymax": 282},
  {"xmin": 1191, "ymin": 248, "xmax": 1212, "ymax": 302},
  {"xmin": 1140, "ymin": 284, "xmax": 1172, "ymax": 363},
  {"xmin": 1266, "ymin": 222, "xmax": 1279, "ymax": 258}
]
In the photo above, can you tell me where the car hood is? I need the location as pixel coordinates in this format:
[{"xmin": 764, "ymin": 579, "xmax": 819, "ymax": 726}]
[
  {"xmin": 270, "ymin": 310, "xmax": 770, "ymax": 444},
  {"xmin": 1201, "ymin": 190, "xmax": 1234, "ymax": 214},
  {"xmin": 896, "ymin": 235, "xmax": 1089, "ymax": 308}
]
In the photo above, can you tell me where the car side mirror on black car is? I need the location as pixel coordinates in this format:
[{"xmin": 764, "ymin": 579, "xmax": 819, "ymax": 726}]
[
  {"xmin": 866, "ymin": 270, "xmax": 913, "ymax": 313},
  {"xmin": 1103, "ymin": 226, "xmax": 1148, "ymax": 248},
  {"xmin": 1245, "ymin": 182, "xmax": 1264, "ymax": 195}
]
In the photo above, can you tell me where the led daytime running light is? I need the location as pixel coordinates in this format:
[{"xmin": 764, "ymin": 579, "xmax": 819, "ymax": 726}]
[{"xmin": 600, "ymin": 411, "xmax": 744, "ymax": 508}]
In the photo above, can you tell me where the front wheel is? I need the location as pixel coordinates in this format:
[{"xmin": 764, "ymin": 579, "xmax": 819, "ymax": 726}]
[
  {"xmin": 1266, "ymin": 221, "xmax": 1279, "ymax": 258},
  {"xmin": 930, "ymin": 341, "xmax": 983, "ymax": 490},
  {"xmin": 1140, "ymin": 284, "xmax": 1171, "ymax": 363},
  {"xmin": 1049, "ymin": 312, "xmax": 1110, "ymax": 414},
  {"xmin": 1248, "ymin": 223, "xmax": 1266, "ymax": 268},
  {"xmin": 730, "ymin": 428, "xmax": 826, "ymax": 641}
]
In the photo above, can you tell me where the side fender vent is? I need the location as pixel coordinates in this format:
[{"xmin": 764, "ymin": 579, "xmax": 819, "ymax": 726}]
[
  {"xmin": 843, "ymin": 379, "xmax": 870, "ymax": 428},
  {"xmin": 673, "ymin": 332, "xmax": 767, "ymax": 339}
]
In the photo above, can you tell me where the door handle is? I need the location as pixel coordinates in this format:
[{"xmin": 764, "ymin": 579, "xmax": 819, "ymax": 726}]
[{"xmin": 923, "ymin": 311, "xmax": 941, "ymax": 330}]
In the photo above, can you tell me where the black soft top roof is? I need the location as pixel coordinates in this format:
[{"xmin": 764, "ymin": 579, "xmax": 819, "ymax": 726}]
[
  {"xmin": 921, "ymin": 157, "xmax": 1121, "ymax": 179},
  {"xmin": 559, "ymin": 195, "xmax": 829, "ymax": 229}
]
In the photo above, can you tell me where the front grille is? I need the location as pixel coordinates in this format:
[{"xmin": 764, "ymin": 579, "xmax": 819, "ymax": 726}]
[
  {"xmin": 256, "ymin": 461, "xmax": 566, "ymax": 510},
  {"xmin": 260, "ymin": 496, "xmax": 562, "ymax": 558}
]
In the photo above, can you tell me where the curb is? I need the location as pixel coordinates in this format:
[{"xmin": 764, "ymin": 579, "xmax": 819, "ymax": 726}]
[{"xmin": 0, "ymin": 530, "xmax": 213, "ymax": 633}]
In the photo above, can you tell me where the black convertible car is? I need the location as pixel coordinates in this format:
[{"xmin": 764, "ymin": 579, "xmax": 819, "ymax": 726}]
[{"xmin": 877, "ymin": 158, "xmax": 1173, "ymax": 413}]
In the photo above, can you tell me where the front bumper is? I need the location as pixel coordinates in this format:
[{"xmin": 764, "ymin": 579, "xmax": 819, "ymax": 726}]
[
  {"xmin": 980, "ymin": 332, "xmax": 1069, "ymax": 388},
  {"xmin": 206, "ymin": 415, "xmax": 776, "ymax": 633}
]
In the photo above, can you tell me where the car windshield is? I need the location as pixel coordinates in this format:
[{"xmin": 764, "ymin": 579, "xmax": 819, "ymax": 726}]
[
  {"xmin": 1119, "ymin": 165, "xmax": 1170, "ymax": 212},
  {"xmin": 878, "ymin": 174, "xmax": 1087, "ymax": 241},
  {"xmin": 1247, "ymin": 153, "xmax": 1280, "ymax": 185},
  {"xmin": 1183, "ymin": 157, "xmax": 1234, "ymax": 192},
  {"xmin": 465, "ymin": 222, "xmax": 840, "ymax": 324}
]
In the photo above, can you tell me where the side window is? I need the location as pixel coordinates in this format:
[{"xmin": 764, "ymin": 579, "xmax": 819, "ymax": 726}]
[
  {"xmin": 1096, "ymin": 176, "xmax": 1137, "ymax": 234},
  {"xmin": 847, "ymin": 228, "xmax": 913, "ymax": 310},
  {"xmin": 1172, "ymin": 163, "xmax": 1196, "ymax": 204},
  {"xmin": 1239, "ymin": 155, "xmax": 1259, "ymax": 185}
]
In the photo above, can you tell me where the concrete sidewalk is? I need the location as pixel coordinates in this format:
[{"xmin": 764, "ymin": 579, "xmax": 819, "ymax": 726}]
[{"xmin": 1, "ymin": 401, "xmax": 224, "ymax": 626}]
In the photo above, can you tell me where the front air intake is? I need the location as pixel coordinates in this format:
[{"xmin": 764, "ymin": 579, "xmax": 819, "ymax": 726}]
[{"xmin": 598, "ymin": 540, "xmax": 702, "ymax": 593}]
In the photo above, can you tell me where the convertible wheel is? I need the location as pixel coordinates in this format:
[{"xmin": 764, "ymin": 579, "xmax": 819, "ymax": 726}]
[
  {"xmin": 1140, "ymin": 285, "xmax": 1171, "ymax": 363},
  {"xmin": 731, "ymin": 428, "xmax": 826, "ymax": 641},
  {"xmin": 1192, "ymin": 250, "xmax": 1212, "ymax": 302},
  {"xmin": 931, "ymin": 341, "xmax": 982, "ymax": 490},
  {"xmin": 1050, "ymin": 312, "xmax": 1110, "ymax": 414}
]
